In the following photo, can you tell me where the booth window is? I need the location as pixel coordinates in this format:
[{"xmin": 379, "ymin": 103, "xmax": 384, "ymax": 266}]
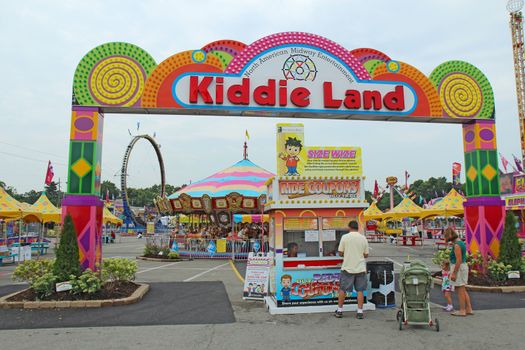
[
  {"xmin": 321, "ymin": 217, "xmax": 353, "ymax": 257},
  {"xmin": 283, "ymin": 218, "xmax": 319, "ymax": 258}
]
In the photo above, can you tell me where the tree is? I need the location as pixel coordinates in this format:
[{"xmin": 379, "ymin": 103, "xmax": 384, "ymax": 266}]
[
  {"xmin": 45, "ymin": 181, "xmax": 62, "ymax": 206},
  {"xmin": 101, "ymin": 180, "xmax": 120, "ymax": 200},
  {"xmin": 53, "ymin": 214, "xmax": 82, "ymax": 281},
  {"xmin": 498, "ymin": 212, "xmax": 522, "ymax": 270}
]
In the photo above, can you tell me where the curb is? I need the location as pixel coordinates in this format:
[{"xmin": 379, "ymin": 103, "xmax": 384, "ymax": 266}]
[
  {"xmin": 0, "ymin": 283, "xmax": 150, "ymax": 309},
  {"xmin": 432, "ymin": 277, "xmax": 525, "ymax": 293},
  {"xmin": 136, "ymin": 256, "xmax": 189, "ymax": 262}
]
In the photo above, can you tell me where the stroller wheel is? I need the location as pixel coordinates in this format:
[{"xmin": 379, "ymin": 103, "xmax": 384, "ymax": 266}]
[
  {"xmin": 396, "ymin": 310, "xmax": 402, "ymax": 321},
  {"xmin": 435, "ymin": 318, "xmax": 440, "ymax": 332}
]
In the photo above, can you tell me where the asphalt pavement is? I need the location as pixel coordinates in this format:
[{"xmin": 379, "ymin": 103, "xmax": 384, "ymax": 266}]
[{"xmin": 0, "ymin": 236, "xmax": 523, "ymax": 350}]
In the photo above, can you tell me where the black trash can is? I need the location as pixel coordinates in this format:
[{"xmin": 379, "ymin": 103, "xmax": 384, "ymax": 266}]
[{"xmin": 367, "ymin": 261, "xmax": 395, "ymax": 308}]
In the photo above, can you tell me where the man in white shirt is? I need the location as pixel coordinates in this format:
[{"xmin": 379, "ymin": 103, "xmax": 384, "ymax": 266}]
[{"xmin": 334, "ymin": 220, "xmax": 369, "ymax": 319}]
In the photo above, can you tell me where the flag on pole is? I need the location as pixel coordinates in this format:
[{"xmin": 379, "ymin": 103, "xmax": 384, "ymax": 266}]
[
  {"xmin": 405, "ymin": 171, "xmax": 410, "ymax": 190},
  {"xmin": 245, "ymin": 130, "xmax": 250, "ymax": 140},
  {"xmin": 452, "ymin": 162, "xmax": 461, "ymax": 186},
  {"xmin": 499, "ymin": 153, "xmax": 509, "ymax": 173},
  {"xmin": 373, "ymin": 180, "xmax": 379, "ymax": 198},
  {"xmin": 45, "ymin": 161, "xmax": 54, "ymax": 185},
  {"xmin": 513, "ymin": 154, "xmax": 523, "ymax": 172}
]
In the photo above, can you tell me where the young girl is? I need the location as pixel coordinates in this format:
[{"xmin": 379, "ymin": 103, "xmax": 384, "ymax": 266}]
[{"xmin": 441, "ymin": 260, "xmax": 454, "ymax": 312}]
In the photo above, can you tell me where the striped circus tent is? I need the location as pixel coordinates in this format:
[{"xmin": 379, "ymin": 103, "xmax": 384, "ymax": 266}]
[
  {"xmin": 168, "ymin": 158, "xmax": 274, "ymax": 217},
  {"xmin": 171, "ymin": 159, "xmax": 273, "ymax": 198}
]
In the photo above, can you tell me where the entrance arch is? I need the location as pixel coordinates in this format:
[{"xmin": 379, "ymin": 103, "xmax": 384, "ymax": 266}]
[{"xmin": 63, "ymin": 32, "xmax": 503, "ymax": 270}]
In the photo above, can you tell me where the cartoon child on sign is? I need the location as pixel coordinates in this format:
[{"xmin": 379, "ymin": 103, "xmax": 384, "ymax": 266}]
[
  {"xmin": 279, "ymin": 137, "xmax": 302, "ymax": 176},
  {"xmin": 280, "ymin": 274, "xmax": 293, "ymax": 301}
]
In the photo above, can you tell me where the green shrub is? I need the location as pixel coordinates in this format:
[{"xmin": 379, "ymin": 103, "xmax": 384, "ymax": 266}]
[
  {"xmin": 168, "ymin": 251, "xmax": 180, "ymax": 259},
  {"xmin": 499, "ymin": 212, "xmax": 522, "ymax": 270},
  {"xmin": 487, "ymin": 260, "xmax": 513, "ymax": 282},
  {"xmin": 159, "ymin": 246, "xmax": 170, "ymax": 256},
  {"xmin": 143, "ymin": 243, "xmax": 160, "ymax": 256},
  {"xmin": 101, "ymin": 258, "xmax": 137, "ymax": 282},
  {"xmin": 53, "ymin": 214, "xmax": 81, "ymax": 281},
  {"xmin": 432, "ymin": 249, "xmax": 450, "ymax": 266},
  {"xmin": 12, "ymin": 259, "xmax": 54, "ymax": 284},
  {"xmin": 32, "ymin": 272, "xmax": 57, "ymax": 299},
  {"xmin": 71, "ymin": 269, "xmax": 102, "ymax": 294},
  {"xmin": 467, "ymin": 252, "xmax": 485, "ymax": 273}
]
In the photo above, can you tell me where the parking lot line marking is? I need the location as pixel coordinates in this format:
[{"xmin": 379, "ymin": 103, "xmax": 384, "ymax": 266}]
[
  {"xmin": 183, "ymin": 262, "xmax": 229, "ymax": 282},
  {"xmin": 136, "ymin": 261, "xmax": 183, "ymax": 274},
  {"xmin": 229, "ymin": 260, "xmax": 245, "ymax": 283}
]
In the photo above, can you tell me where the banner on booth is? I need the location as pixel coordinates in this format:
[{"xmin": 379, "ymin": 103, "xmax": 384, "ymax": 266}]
[
  {"xmin": 277, "ymin": 124, "xmax": 306, "ymax": 176},
  {"xmin": 276, "ymin": 270, "xmax": 363, "ymax": 307},
  {"xmin": 513, "ymin": 174, "xmax": 525, "ymax": 194},
  {"xmin": 276, "ymin": 123, "xmax": 362, "ymax": 177}
]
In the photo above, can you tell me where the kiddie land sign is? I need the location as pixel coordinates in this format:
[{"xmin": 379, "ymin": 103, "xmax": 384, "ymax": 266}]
[{"xmin": 172, "ymin": 46, "xmax": 415, "ymax": 115}]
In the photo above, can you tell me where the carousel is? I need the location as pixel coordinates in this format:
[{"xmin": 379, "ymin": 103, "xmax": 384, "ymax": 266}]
[{"xmin": 167, "ymin": 145, "xmax": 274, "ymax": 229}]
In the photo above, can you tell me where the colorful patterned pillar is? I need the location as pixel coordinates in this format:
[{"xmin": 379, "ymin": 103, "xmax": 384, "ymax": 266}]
[
  {"xmin": 61, "ymin": 106, "xmax": 104, "ymax": 270},
  {"xmin": 462, "ymin": 120, "xmax": 505, "ymax": 259}
]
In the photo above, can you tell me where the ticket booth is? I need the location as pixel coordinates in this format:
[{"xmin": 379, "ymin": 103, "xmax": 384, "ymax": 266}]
[{"xmin": 264, "ymin": 175, "xmax": 376, "ymax": 314}]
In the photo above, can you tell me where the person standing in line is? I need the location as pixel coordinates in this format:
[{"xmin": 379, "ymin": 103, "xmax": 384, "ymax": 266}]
[
  {"xmin": 444, "ymin": 227, "xmax": 473, "ymax": 317},
  {"xmin": 334, "ymin": 220, "xmax": 369, "ymax": 319}
]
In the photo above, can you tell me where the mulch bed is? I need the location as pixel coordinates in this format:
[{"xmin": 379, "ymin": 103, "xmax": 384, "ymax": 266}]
[
  {"xmin": 141, "ymin": 254, "xmax": 183, "ymax": 260},
  {"xmin": 432, "ymin": 271, "xmax": 525, "ymax": 286},
  {"xmin": 6, "ymin": 281, "xmax": 139, "ymax": 302}
]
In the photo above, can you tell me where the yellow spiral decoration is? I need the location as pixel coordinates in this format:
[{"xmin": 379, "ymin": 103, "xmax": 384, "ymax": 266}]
[
  {"xmin": 89, "ymin": 57, "xmax": 144, "ymax": 106},
  {"xmin": 439, "ymin": 73, "xmax": 482, "ymax": 118},
  {"xmin": 73, "ymin": 42, "xmax": 156, "ymax": 107}
]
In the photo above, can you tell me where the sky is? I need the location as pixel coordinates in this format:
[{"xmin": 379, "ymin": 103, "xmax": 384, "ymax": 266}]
[{"xmin": 0, "ymin": 0, "xmax": 522, "ymax": 196}]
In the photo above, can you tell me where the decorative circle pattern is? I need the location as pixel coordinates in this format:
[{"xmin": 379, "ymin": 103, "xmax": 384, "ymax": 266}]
[
  {"xmin": 192, "ymin": 50, "xmax": 207, "ymax": 63},
  {"xmin": 440, "ymin": 73, "xmax": 482, "ymax": 118},
  {"xmin": 141, "ymin": 50, "xmax": 223, "ymax": 108},
  {"xmin": 372, "ymin": 60, "xmax": 442, "ymax": 116},
  {"xmin": 74, "ymin": 42, "xmax": 156, "ymax": 107},
  {"xmin": 224, "ymin": 32, "xmax": 370, "ymax": 80},
  {"xmin": 89, "ymin": 56, "xmax": 145, "ymax": 106},
  {"xmin": 386, "ymin": 60, "xmax": 400, "ymax": 73},
  {"xmin": 282, "ymin": 54, "xmax": 317, "ymax": 81},
  {"xmin": 429, "ymin": 60, "xmax": 494, "ymax": 119}
]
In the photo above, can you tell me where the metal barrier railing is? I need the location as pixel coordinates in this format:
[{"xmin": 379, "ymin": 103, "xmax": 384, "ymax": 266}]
[{"xmin": 176, "ymin": 238, "xmax": 267, "ymax": 260}]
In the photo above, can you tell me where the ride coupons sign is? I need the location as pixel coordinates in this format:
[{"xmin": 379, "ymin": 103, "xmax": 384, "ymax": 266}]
[{"xmin": 279, "ymin": 179, "xmax": 360, "ymax": 200}]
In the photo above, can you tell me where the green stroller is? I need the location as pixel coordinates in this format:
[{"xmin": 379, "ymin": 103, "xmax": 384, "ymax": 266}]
[{"xmin": 396, "ymin": 261, "xmax": 439, "ymax": 331}]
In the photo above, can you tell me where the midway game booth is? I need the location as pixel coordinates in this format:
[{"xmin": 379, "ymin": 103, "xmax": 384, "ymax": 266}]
[
  {"xmin": 67, "ymin": 32, "xmax": 503, "ymax": 274},
  {"xmin": 262, "ymin": 123, "xmax": 377, "ymax": 314},
  {"xmin": 502, "ymin": 173, "xmax": 525, "ymax": 240}
]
